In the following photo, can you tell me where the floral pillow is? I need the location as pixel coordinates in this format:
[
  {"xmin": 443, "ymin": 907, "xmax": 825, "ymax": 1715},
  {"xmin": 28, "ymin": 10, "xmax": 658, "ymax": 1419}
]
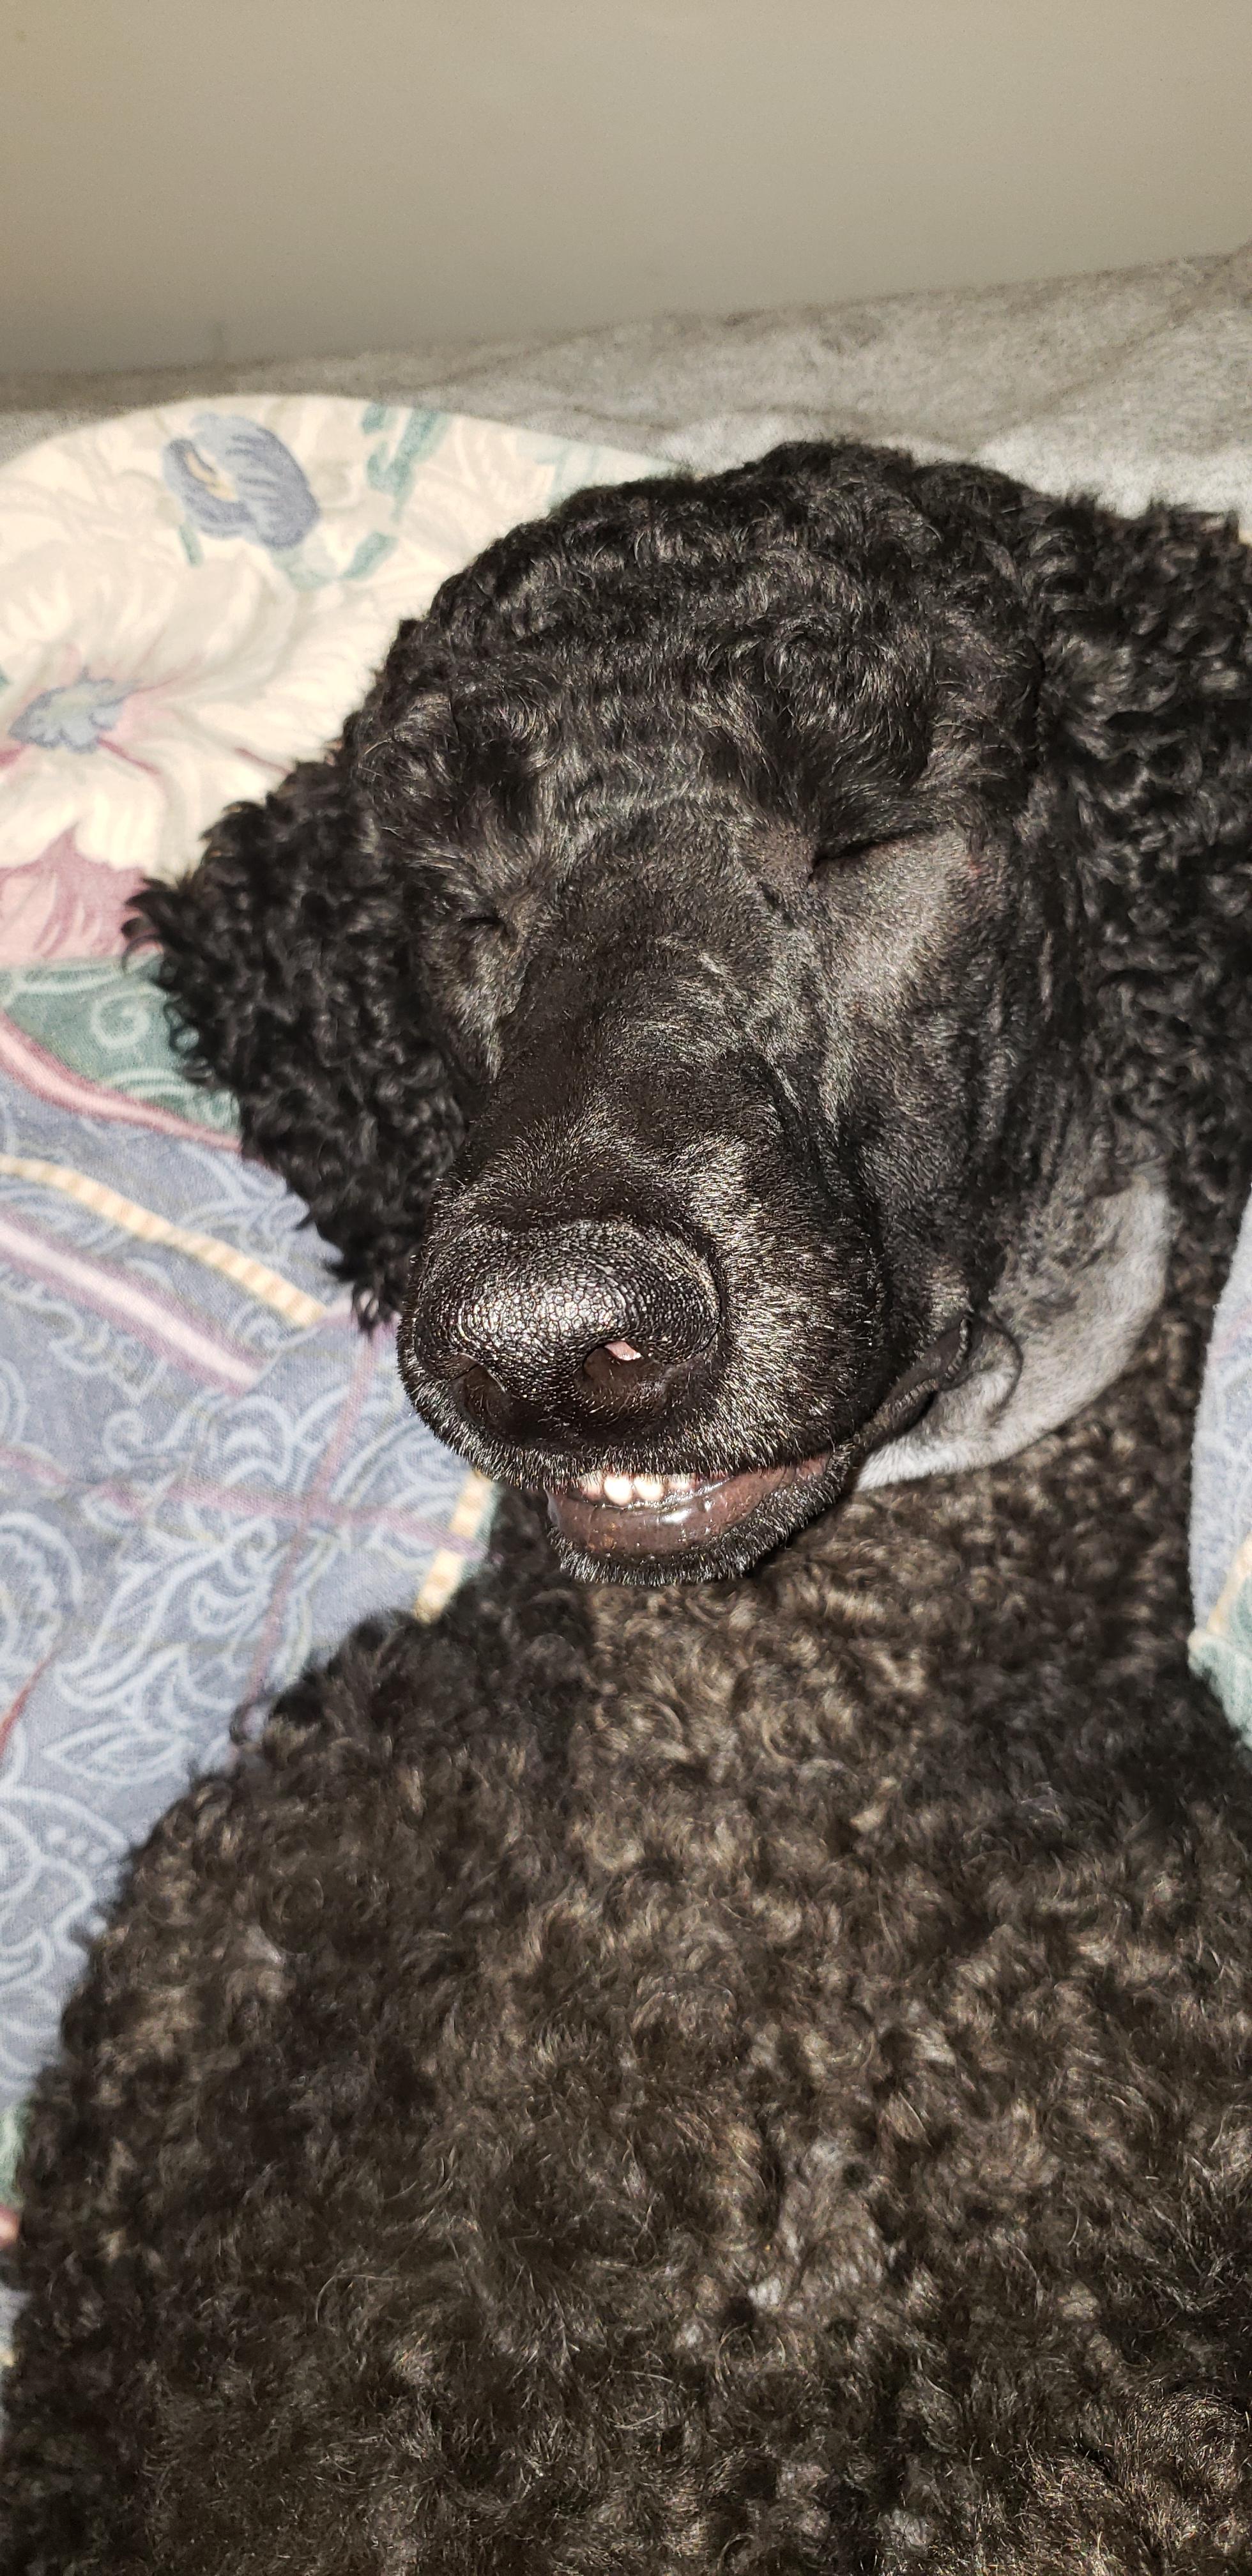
[{"xmin": 0, "ymin": 397, "xmax": 660, "ymax": 956}]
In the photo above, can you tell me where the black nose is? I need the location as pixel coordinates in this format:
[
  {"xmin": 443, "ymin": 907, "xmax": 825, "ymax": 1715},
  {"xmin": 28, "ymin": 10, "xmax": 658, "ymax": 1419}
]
[{"xmin": 404, "ymin": 1218, "xmax": 720, "ymax": 1444}]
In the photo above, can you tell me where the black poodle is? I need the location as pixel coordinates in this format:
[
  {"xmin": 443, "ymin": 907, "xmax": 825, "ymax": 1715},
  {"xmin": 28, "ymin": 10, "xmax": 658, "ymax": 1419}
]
[{"xmin": 4, "ymin": 443, "xmax": 1252, "ymax": 2571}]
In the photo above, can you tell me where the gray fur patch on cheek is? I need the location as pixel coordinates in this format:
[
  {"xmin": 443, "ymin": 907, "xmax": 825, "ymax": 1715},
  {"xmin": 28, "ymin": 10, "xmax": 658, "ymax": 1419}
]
[{"xmin": 860, "ymin": 1168, "xmax": 1175, "ymax": 1491}]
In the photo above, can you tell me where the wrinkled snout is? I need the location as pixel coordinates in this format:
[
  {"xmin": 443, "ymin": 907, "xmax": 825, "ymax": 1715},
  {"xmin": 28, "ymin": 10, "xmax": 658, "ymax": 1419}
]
[
  {"xmin": 393, "ymin": 847, "xmax": 915, "ymax": 1583},
  {"xmin": 404, "ymin": 1216, "xmax": 721, "ymax": 1447}
]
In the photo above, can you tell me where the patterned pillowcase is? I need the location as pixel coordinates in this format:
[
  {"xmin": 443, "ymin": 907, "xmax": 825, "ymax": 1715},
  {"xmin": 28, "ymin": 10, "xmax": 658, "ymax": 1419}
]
[
  {"xmin": 0, "ymin": 402, "xmax": 666, "ymax": 2289},
  {"xmin": 1191, "ymin": 1195, "xmax": 1252, "ymax": 1745}
]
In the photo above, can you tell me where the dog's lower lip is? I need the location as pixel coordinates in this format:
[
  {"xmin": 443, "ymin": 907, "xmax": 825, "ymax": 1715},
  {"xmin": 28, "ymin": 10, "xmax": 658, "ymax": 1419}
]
[{"xmin": 546, "ymin": 1456, "xmax": 830, "ymax": 1558}]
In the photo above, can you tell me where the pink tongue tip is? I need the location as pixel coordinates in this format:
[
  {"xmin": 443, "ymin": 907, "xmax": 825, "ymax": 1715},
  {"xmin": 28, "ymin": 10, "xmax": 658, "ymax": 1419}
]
[{"xmin": 604, "ymin": 1338, "xmax": 643, "ymax": 1361}]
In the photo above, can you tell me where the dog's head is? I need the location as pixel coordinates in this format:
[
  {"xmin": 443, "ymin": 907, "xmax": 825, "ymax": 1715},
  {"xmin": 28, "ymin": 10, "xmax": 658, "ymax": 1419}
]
[{"xmin": 135, "ymin": 443, "xmax": 1144, "ymax": 1583}]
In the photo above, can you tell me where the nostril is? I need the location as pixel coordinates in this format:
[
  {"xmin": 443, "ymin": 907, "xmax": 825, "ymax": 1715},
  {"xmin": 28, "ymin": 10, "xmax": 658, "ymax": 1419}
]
[
  {"xmin": 581, "ymin": 1340, "xmax": 653, "ymax": 1397},
  {"xmin": 579, "ymin": 1335, "xmax": 707, "ymax": 1421},
  {"xmin": 459, "ymin": 1360, "xmax": 512, "ymax": 1432}
]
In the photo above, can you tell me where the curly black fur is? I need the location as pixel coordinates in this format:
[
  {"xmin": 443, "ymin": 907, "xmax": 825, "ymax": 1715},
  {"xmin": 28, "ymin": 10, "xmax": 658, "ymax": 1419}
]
[
  {"xmin": 4, "ymin": 444, "xmax": 1252, "ymax": 2568},
  {"xmin": 131, "ymin": 445, "xmax": 1252, "ymax": 1309}
]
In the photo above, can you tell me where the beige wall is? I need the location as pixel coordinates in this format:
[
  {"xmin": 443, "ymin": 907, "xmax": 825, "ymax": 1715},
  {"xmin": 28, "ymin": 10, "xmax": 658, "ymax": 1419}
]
[{"xmin": 2, "ymin": 0, "xmax": 1250, "ymax": 378}]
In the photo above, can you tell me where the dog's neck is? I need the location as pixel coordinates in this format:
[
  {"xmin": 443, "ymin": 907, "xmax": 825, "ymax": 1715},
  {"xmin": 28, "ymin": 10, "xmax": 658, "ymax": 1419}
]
[{"xmin": 861, "ymin": 1129, "xmax": 1175, "ymax": 1494}]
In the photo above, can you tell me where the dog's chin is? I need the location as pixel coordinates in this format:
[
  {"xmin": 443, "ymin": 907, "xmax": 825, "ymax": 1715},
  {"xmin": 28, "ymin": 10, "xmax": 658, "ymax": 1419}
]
[
  {"xmin": 544, "ymin": 1452, "xmax": 842, "ymax": 1586},
  {"xmin": 531, "ymin": 1321, "xmax": 977, "ymax": 1584},
  {"xmin": 404, "ymin": 1321, "xmax": 975, "ymax": 1588}
]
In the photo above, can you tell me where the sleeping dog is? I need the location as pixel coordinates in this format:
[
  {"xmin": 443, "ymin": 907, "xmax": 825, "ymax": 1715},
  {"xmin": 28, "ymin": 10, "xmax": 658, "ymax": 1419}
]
[{"xmin": 3, "ymin": 443, "xmax": 1252, "ymax": 2570}]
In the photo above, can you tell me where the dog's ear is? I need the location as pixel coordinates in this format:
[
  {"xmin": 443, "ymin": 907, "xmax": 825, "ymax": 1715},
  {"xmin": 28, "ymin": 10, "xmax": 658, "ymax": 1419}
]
[{"xmin": 129, "ymin": 722, "xmax": 462, "ymax": 1320}]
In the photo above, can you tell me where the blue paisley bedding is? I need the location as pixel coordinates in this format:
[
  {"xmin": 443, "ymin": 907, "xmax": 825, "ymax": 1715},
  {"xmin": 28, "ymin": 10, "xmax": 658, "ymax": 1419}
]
[
  {"xmin": 0, "ymin": 401, "xmax": 663, "ymax": 2287},
  {"xmin": 1191, "ymin": 1195, "xmax": 1252, "ymax": 1741}
]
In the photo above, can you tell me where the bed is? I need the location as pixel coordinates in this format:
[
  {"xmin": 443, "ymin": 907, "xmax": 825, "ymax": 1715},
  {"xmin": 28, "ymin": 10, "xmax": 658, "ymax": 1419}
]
[{"xmin": 3, "ymin": 240, "xmax": 1251, "ymax": 2349}]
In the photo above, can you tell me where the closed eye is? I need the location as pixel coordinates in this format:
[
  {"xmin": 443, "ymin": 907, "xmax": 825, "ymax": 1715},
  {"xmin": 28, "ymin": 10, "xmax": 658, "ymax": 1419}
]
[
  {"xmin": 814, "ymin": 827, "xmax": 923, "ymax": 868},
  {"xmin": 813, "ymin": 839, "xmax": 882, "ymax": 868}
]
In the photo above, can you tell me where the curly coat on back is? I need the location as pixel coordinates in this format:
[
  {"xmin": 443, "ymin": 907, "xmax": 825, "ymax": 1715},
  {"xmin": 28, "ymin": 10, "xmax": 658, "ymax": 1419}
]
[{"xmin": 4, "ymin": 444, "xmax": 1252, "ymax": 2572}]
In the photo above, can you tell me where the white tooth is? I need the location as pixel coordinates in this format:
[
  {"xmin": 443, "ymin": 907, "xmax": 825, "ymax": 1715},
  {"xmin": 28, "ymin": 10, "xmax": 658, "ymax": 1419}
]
[
  {"xmin": 666, "ymin": 1473, "xmax": 695, "ymax": 1495},
  {"xmin": 580, "ymin": 1472, "xmax": 605, "ymax": 1499},
  {"xmin": 604, "ymin": 1473, "xmax": 634, "ymax": 1505},
  {"xmin": 634, "ymin": 1476, "xmax": 665, "ymax": 1503}
]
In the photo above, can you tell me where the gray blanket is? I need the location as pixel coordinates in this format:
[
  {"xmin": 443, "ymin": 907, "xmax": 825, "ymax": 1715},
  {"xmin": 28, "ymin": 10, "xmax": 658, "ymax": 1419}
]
[{"xmin": 3, "ymin": 237, "xmax": 1251, "ymax": 521}]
